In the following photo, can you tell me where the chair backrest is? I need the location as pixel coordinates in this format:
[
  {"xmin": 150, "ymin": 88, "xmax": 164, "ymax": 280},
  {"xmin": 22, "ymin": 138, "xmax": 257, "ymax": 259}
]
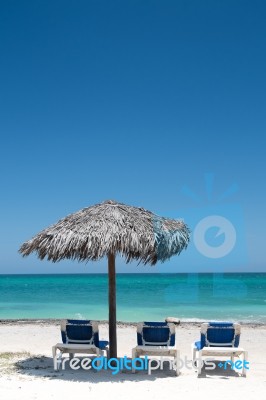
[
  {"xmin": 60, "ymin": 319, "xmax": 99, "ymax": 346},
  {"xmin": 200, "ymin": 322, "xmax": 241, "ymax": 348},
  {"xmin": 137, "ymin": 321, "xmax": 175, "ymax": 346}
]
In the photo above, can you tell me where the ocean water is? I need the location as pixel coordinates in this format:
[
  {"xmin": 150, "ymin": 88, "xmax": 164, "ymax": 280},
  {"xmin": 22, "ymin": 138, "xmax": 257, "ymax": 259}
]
[{"xmin": 0, "ymin": 273, "xmax": 265, "ymax": 323}]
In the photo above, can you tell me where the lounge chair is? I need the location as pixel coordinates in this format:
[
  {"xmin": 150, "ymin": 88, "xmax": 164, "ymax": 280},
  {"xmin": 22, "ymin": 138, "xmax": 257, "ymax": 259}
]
[
  {"xmin": 132, "ymin": 321, "xmax": 180, "ymax": 375},
  {"xmin": 191, "ymin": 322, "xmax": 248, "ymax": 377},
  {"xmin": 52, "ymin": 319, "xmax": 109, "ymax": 371}
]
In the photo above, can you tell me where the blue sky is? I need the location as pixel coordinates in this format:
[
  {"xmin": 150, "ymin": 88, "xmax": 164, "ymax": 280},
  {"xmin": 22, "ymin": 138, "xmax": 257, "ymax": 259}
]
[{"xmin": 0, "ymin": 0, "xmax": 265, "ymax": 274}]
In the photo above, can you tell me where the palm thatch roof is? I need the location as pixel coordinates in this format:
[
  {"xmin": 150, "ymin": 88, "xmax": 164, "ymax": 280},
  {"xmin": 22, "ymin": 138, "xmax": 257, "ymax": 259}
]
[{"xmin": 19, "ymin": 200, "xmax": 190, "ymax": 265}]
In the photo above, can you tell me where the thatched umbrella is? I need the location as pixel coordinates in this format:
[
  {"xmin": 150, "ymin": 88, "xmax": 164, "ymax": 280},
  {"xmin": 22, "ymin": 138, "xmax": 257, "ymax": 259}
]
[{"xmin": 19, "ymin": 200, "xmax": 190, "ymax": 358}]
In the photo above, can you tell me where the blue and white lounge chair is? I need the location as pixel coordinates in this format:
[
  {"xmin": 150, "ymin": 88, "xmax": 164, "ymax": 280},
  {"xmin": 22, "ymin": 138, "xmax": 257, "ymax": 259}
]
[
  {"xmin": 192, "ymin": 322, "xmax": 248, "ymax": 377},
  {"xmin": 132, "ymin": 321, "xmax": 180, "ymax": 375},
  {"xmin": 52, "ymin": 319, "xmax": 109, "ymax": 370}
]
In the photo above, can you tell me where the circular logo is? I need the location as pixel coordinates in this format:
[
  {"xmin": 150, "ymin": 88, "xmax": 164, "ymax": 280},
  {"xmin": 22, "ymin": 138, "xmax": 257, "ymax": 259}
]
[{"xmin": 193, "ymin": 215, "xmax": 236, "ymax": 258}]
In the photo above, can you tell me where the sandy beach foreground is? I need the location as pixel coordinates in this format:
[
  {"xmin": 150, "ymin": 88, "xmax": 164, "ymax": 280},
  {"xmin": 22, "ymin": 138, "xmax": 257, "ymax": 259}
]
[{"xmin": 0, "ymin": 321, "xmax": 265, "ymax": 399}]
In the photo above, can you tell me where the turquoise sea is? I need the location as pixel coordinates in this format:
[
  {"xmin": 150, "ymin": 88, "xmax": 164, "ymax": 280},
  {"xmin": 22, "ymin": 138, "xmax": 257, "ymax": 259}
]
[{"xmin": 0, "ymin": 273, "xmax": 265, "ymax": 323}]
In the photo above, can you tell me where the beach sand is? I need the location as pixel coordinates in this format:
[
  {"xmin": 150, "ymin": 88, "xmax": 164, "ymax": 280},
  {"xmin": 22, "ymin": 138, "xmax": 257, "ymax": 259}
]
[{"xmin": 0, "ymin": 321, "xmax": 265, "ymax": 399}]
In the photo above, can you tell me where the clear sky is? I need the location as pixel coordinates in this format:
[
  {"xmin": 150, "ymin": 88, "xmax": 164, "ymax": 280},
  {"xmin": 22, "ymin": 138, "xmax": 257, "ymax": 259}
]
[{"xmin": 0, "ymin": 0, "xmax": 265, "ymax": 274}]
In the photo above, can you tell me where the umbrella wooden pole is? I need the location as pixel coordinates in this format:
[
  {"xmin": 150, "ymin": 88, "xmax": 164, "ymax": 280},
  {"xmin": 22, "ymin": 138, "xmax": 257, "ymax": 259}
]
[{"xmin": 108, "ymin": 252, "xmax": 117, "ymax": 359}]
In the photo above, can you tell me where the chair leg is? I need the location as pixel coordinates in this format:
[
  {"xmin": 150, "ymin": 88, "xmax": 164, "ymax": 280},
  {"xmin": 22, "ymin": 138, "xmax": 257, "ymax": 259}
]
[
  {"xmin": 191, "ymin": 344, "xmax": 198, "ymax": 373},
  {"xmin": 242, "ymin": 351, "xmax": 248, "ymax": 377},
  {"xmin": 106, "ymin": 348, "xmax": 110, "ymax": 360},
  {"xmin": 96, "ymin": 349, "xmax": 101, "ymax": 369},
  {"xmin": 197, "ymin": 351, "xmax": 202, "ymax": 377},
  {"xmin": 52, "ymin": 346, "xmax": 58, "ymax": 371},
  {"xmin": 132, "ymin": 348, "xmax": 136, "ymax": 373},
  {"xmin": 175, "ymin": 349, "xmax": 180, "ymax": 376},
  {"xmin": 191, "ymin": 344, "xmax": 196, "ymax": 367}
]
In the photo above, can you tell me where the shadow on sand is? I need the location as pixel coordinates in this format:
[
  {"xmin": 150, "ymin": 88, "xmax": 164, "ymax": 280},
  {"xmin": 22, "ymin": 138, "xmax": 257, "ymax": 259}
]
[
  {"xmin": 196, "ymin": 360, "xmax": 245, "ymax": 379},
  {"xmin": 14, "ymin": 356, "xmax": 245, "ymax": 382},
  {"xmin": 14, "ymin": 355, "xmax": 179, "ymax": 383}
]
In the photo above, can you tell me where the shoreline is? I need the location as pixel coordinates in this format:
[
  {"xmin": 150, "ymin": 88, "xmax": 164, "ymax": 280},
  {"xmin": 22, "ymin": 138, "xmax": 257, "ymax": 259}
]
[{"xmin": 1, "ymin": 319, "xmax": 266, "ymax": 328}]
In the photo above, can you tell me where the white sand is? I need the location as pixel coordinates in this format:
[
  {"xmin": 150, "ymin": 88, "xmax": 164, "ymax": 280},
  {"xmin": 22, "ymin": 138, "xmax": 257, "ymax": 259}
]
[{"xmin": 0, "ymin": 322, "xmax": 266, "ymax": 399}]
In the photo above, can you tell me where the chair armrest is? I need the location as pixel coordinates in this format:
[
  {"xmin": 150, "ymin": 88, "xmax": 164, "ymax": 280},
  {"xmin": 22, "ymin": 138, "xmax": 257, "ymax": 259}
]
[
  {"xmin": 98, "ymin": 340, "xmax": 109, "ymax": 350},
  {"xmin": 194, "ymin": 341, "xmax": 202, "ymax": 350}
]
